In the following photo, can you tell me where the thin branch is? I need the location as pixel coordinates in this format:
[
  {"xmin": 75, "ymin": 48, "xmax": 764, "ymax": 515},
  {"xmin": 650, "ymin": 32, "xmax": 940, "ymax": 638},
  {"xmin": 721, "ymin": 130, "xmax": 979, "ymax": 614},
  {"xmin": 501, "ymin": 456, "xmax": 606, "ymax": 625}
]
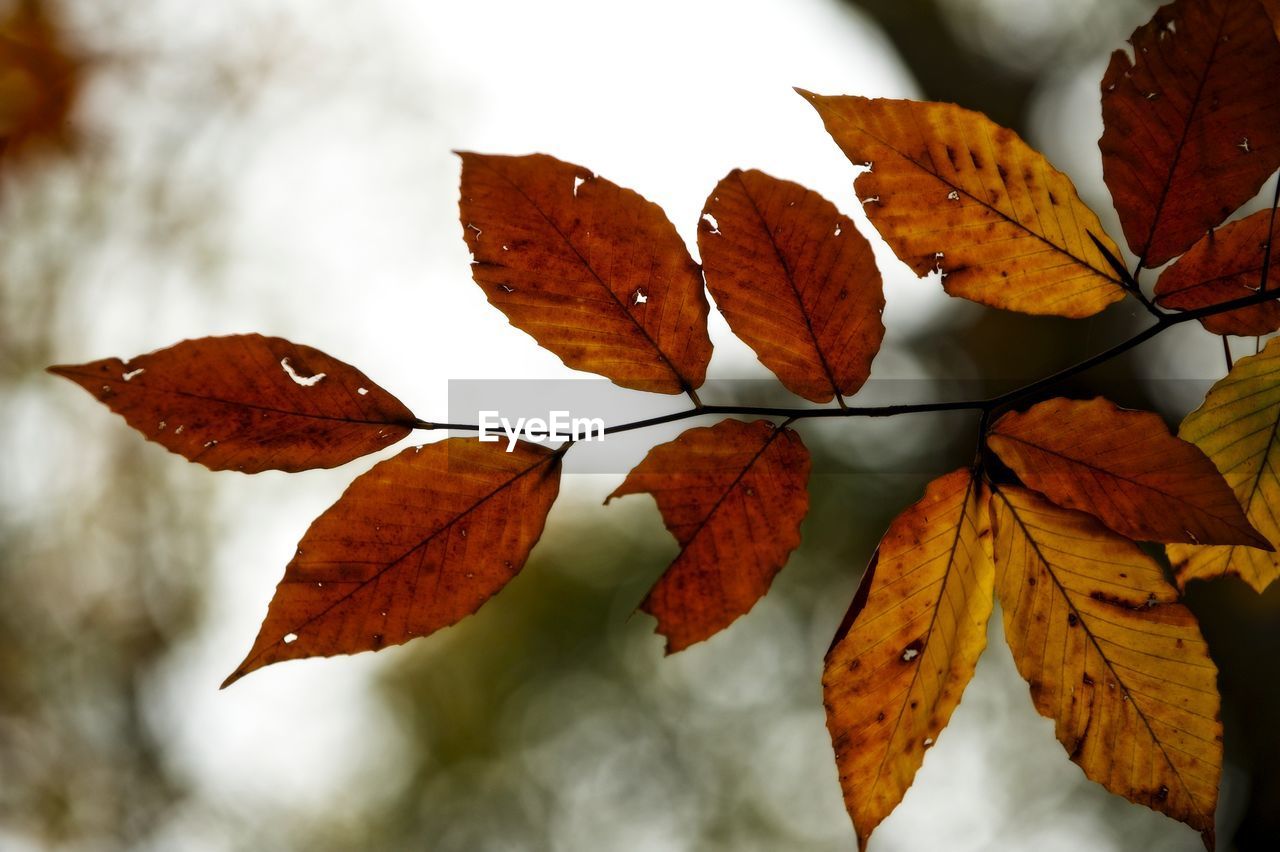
[
  {"xmin": 411, "ymin": 285, "xmax": 1280, "ymax": 440},
  {"xmin": 1222, "ymin": 335, "xmax": 1234, "ymax": 372},
  {"xmin": 1088, "ymin": 230, "xmax": 1162, "ymax": 319},
  {"xmin": 1259, "ymin": 175, "xmax": 1280, "ymax": 295}
]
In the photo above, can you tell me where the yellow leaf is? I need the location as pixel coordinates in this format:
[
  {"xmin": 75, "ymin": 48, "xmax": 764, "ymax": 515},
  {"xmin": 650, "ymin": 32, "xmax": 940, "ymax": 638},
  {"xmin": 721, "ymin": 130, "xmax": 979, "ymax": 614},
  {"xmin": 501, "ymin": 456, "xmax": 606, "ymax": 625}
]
[
  {"xmin": 1167, "ymin": 339, "xmax": 1280, "ymax": 592},
  {"xmin": 824, "ymin": 469, "xmax": 992, "ymax": 850},
  {"xmin": 797, "ymin": 91, "xmax": 1126, "ymax": 318},
  {"xmin": 992, "ymin": 485, "xmax": 1221, "ymax": 842}
]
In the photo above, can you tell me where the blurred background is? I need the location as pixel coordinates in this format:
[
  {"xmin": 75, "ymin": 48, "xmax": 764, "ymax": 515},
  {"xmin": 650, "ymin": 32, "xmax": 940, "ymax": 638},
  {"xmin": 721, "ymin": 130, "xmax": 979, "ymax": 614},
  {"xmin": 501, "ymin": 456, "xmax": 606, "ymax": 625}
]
[{"xmin": 2, "ymin": 0, "xmax": 1278, "ymax": 849}]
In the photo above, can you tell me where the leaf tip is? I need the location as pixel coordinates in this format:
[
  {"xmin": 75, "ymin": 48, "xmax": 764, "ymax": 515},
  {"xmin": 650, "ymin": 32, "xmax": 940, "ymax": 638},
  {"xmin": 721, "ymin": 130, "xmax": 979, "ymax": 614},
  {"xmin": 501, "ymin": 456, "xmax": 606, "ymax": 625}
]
[{"xmin": 219, "ymin": 668, "xmax": 247, "ymax": 690}]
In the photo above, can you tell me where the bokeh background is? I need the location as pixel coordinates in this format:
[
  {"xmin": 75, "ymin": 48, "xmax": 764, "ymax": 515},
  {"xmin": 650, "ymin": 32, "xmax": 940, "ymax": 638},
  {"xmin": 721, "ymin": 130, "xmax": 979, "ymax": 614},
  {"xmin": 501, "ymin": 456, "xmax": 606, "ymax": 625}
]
[{"xmin": 2, "ymin": 0, "xmax": 1278, "ymax": 849}]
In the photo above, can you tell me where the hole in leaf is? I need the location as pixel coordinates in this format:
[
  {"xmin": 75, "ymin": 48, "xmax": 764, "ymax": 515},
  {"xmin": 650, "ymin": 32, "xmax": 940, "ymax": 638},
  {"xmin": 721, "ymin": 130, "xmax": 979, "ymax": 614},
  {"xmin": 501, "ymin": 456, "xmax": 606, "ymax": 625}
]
[{"xmin": 281, "ymin": 357, "xmax": 326, "ymax": 387}]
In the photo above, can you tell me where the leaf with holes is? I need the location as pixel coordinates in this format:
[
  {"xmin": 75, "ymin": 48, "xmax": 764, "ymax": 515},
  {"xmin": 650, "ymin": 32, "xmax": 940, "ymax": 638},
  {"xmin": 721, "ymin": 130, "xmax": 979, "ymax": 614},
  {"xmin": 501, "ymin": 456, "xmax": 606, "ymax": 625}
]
[
  {"xmin": 797, "ymin": 91, "xmax": 1126, "ymax": 318},
  {"xmin": 990, "ymin": 485, "xmax": 1222, "ymax": 843},
  {"xmin": 824, "ymin": 469, "xmax": 992, "ymax": 850},
  {"xmin": 1100, "ymin": 0, "xmax": 1280, "ymax": 268},
  {"xmin": 222, "ymin": 438, "xmax": 562, "ymax": 686},
  {"xmin": 698, "ymin": 169, "xmax": 884, "ymax": 403},
  {"xmin": 49, "ymin": 335, "xmax": 416, "ymax": 473},
  {"xmin": 988, "ymin": 396, "xmax": 1268, "ymax": 547},
  {"xmin": 1167, "ymin": 338, "xmax": 1280, "ymax": 592},
  {"xmin": 1153, "ymin": 207, "xmax": 1280, "ymax": 336},
  {"xmin": 606, "ymin": 419, "xmax": 810, "ymax": 653},
  {"xmin": 458, "ymin": 152, "xmax": 712, "ymax": 395}
]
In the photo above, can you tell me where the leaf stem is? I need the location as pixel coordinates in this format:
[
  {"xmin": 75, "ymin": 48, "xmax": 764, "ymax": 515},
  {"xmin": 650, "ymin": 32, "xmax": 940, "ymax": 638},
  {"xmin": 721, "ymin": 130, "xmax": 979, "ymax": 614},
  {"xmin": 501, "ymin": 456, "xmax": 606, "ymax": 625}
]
[{"xmin": 411, "ymin": 286, "xmax": 1280, "ymax": 442}]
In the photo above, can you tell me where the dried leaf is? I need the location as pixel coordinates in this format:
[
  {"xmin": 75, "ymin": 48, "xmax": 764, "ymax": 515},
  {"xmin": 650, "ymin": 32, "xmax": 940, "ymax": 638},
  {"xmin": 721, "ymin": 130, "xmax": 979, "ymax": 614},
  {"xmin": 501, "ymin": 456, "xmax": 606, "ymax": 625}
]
[
  {"xmin": 824, "ymin": 469, "xmax": 992, "ymax": 850},
  {"xmin": 991, "ymin": 485, "xmax": 1221, "ymax": 842},
  {"xmin": 797, "ymin": 91, "xmax": 1126, "ymax": 318},
  {"xmin": 49, "ymin": 335, "xmax": 416, "ymax": 473},
  {"xmin": 606, "ymin": 419, "xmax": 809, "ymax": 652},
  {"xmin": 1153, "ymin": 207, "xmax": 1280, "ymax": 336},
  {"xmin": 458, "ymin": 152, "xmax": 712, "ymax": 394},
  {"xmin": 1100, "ymin": 0, "xmax": 1280, "ymax": 268},
  {"xmin": 223, "ymin": 439, "xmax": 562, "ymax": 686},
  {"xmin": 988, "ymin": 396, "xmax": 1268, "ymax": 547},
  {"xmin": 1168, "ymin": 338, "xmax": 1280, "ymax": 592},
  {"xmin": 698, "ymin": 169, "xmax": 884, "ymax": 403}
]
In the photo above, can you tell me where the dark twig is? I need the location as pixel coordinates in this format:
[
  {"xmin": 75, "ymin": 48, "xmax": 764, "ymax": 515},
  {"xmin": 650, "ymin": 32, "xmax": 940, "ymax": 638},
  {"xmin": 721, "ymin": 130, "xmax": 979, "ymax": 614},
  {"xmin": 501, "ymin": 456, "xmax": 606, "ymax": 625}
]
[
  {"xmin": 1088, "ymin": 231, "xmax": 1162, "ymax": 319},
  {"xmin": 411, "ymin": 285, "xmax": 1280, "ymax": 440}
]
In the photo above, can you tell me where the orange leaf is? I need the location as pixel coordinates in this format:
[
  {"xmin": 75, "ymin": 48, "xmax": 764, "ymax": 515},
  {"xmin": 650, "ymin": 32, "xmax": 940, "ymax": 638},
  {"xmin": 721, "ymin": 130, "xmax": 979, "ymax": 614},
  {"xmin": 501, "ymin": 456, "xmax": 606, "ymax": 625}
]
[
  {"xmin": 797, "ymin": 91, "xmax": 1126, "ymax": 318},
  {"xmin": 223, "ymin": 439, "xmax": 562, "ymax": 686},
  {"xmin": 606, "ymin": 419, "xmax": 809, "ymax": 652},
  {"xmin": 824, "ymin": 469, "xmax": 992, "ymax": 850},
  {"xmin": 458, "ymin": 152, "xmax": 712, "ymax": 394},
  {"xmin": 698, "ymin": 169, "xmax": 884, "ymax": 403},
  {"xmin": 988, "ymin": 396, "xmax": 1268, "ymax": 547},
  {"xmin": 1153, "ymin": 207, "xmax": 1280, "ymax": 336},
  {"xmin": 1100, "ymin": 0, "xmax": 1280, "ymax": 268},
  {"xmin": 991, "ymin": 485, "xmax": 1221, "ymax": 843},
  {"xmin": 49, "ymin": 335, "xmax": 416, "ymax": 473}
]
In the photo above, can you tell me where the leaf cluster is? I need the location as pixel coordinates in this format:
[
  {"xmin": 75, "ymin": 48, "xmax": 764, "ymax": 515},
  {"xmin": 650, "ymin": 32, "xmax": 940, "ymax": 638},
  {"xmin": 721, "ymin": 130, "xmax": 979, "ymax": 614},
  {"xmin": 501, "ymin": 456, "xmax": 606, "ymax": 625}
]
[{"xmin": 48, "ymin": 0, "xmax": 1280, "ymax": 847}]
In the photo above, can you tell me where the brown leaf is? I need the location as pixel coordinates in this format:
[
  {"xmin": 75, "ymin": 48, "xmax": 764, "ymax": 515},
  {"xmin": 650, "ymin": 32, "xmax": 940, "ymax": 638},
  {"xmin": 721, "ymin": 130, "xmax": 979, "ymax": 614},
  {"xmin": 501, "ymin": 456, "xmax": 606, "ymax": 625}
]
[
  {"xmin": 1153, "ymin": 207, "xmax": 1280, "ymax": 336},
  {"xmin": 606, "ymin": 419, "xmax": 809, "ymax": 652},
  {"xmin": 223, "ymin": 438, "xmax": 562, "ymax": 686},
  {"xmin": 988, "ymin": 396, "xmax": 1268, "ymax": 547},
  {"xmin": 1099, "ymin": 0, "xmax": 1280, "ymax": 268},
  {"xmin": 824, "ymin": 469, "xmax": 992, "ymax": 850},
  {"xmin": 458, "ymin": 152, "xmax": 712, "ymax": 394},
  {"xmin": 698, "ymin": 169, "xmax": 884, "ymax": 403},
  {"xmin": 49, "ymin": 335, "xmax": 416, "ymax": 473},
  {"xmin": 1167, "ymin": 338, "xmax": 1280, "ymax": 592},
  {"xmin": 991, "ymin": 485, "xmax": 1222, "ymax": 842},
  {"xmin": 1264, "ymin": 0, "xmax": 1280, "ymax": 32},
  {"xmin": 797, "ymin": 91, "xmax": 1126, "ymax": 318}
]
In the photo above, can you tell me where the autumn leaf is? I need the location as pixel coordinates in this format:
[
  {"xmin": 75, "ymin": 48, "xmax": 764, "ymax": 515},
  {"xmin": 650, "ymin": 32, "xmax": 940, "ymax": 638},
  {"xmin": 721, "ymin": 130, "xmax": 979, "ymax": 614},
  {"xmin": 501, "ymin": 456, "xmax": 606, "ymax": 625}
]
[
  {"xmin": 988, "ymin": 396, "xmax": 1267, "ymax": 547},
  {"xmin": 990, "ymin": 485, "xmax": 1222, "ymax": 843},
  {"xmin": 1099, "ymin": 0, "xmax": 1280, "ymax": 268},
  {"xmin": 824, "ymin": 469, "xmax": 992, "ymax": 850},
  {"xmin": 458, "ymin": 152, "xmax": 712, "ymax": 395},
  {"xmin": 49, "ymin": 335, "xmax": 416, "ymax": 473},
  {"xmin": 797, "ymin": 90, "xmax": 1126, "ymax": 318},
  {"xmin": 222, "ymin": 438, "xmax": 562, "ymax": 686},
  {"xmin": 1265, "ymin": 0, "xmax": 1280, "ymax": 35},
  {"xmin": 1167, "ymin": 338, "xmax": 1280, "ymax": 592},
  {"xmin": 1153, "ymin": 207, "xmax": 1280, "ymax": 336},
  {"xmin": 605, "ymin": 419, "xmax": 809, "ymax": 652},
  {"xmin": 697, "ymin": 169, "xmax": 884, "ymax": 403}
]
